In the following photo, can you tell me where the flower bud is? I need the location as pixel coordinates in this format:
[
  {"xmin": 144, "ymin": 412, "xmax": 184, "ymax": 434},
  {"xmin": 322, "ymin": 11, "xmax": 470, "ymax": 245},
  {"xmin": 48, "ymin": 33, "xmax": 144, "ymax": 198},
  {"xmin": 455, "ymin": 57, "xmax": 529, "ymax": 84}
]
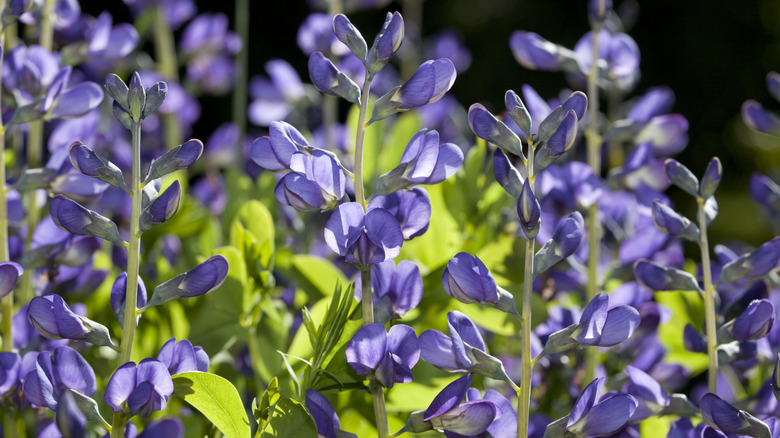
[
  {"xmin": 509, "ymin": 31, "xmax": 560, "ymax": 71},
  {"xmin": 49, "ymin": 195, "xmax": 124, "ymax": 244},
  {"xmin": 370, "ymin": 59, "xmax": 456, "ymax": 123},
  {"xmin": 142, "ymin": 81, "xmax": 167, "ymax": 119},
  {"xmin": 140, "ymin": 180, "xmax": 181, "ymax": 231},
  {"xmin": 664, "ymin": 159, "xmax": 699, "ymax": 197},
  {"xmin": 517, "ymin": 180, "xmax": 540, "ymax": 239},
  {"xmin": 110, "ymin": 273, "xmax": 147, "ymax": 329},
  {"xmin": 68, "ymin": 141, "xmax": 129, "ymax": 192},
  {"xmin": 732, "ymin": 299, "xmax": 774, "ymax": 341},
  {"xmin": 144, "ymin": 139, "xmax": 203, "ymax": 182},
  {"xmin": 505, "ymin": 89, "xmax": 532, "ymax": 136},
  {"xmin": 651, "ymin": 200, "xmax": 699, "ymax": 242},
  {"xmin": 28, "ymin": 294, "xmax": 117, "ymax": 349},
  {"xmin": 333, "ymin": 14, "xmax": 367, "ymax": 61},
  {"xmin": 700, "ymin": 157, "xmax": 722, "ymax": 199},
  {"xmin": 128, "ymin": 71, "xmax": 146, "ymax": 123},
  {"xmin": 0, "ymin": 261, "xmax": 23, "ymax": 298},
  {"xmin": 468, "ymin": 103, "xmax": 525, "ymax": 159},
  {"xmin": 145, "ymin": 255, "xmax": 229, "ymax": 308},
  {"xmin": 366, "ymin": 12, "xmax": 404, "ymax": 75},
  {"xmin": 308, "ymin": 52, "xmax": 361, "ymax": 104},
  {"xmin": 104, "ymin": 73, "xmax": 130, "ymax": 110}
]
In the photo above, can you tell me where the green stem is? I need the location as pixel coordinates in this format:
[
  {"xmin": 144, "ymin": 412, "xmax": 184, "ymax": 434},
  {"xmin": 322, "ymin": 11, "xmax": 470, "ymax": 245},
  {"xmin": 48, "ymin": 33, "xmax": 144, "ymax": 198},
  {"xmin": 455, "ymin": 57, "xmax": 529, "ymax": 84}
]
[
  {"xmin": 110, "ymin": 412, "xmax": 126, "ymax": 438},
  {"xmin": 361, "ymin": 268, "xmax": 373, "ymax": 325},
  {"xmin": 0, "ymin": 29, "xmax": 11, "ymax": 353},
  {"xmin": 583, "ymin": 13, "xmax": 602, "ymax": 387},
  {"xmin": 370, "ymin": 381, "xmax": 390, "ymax": 438},
  {"xmin": 247, "ymin": 327, "xmax": 266, "ymax": 393},
  {"xmin": 232, "ymin": 0, "xmax": 249, "ymax": 155},
  {"xmin": 353, "ymin": 76, "xmax": 373, "ymax": 209},
  {"xmin": 39, "ymin": 0, "xmax": 55, "ymax": 50},
  {"xmin": 518, "ymin": 141, "xmax": 536, "ymax": 438},
  {"xmin": 697, "ymin": 197, "xmax": 718, "ymax": 394},
  {"xmin": 153, "ymin": 6, "xmax": 181, "ymax": 149}
]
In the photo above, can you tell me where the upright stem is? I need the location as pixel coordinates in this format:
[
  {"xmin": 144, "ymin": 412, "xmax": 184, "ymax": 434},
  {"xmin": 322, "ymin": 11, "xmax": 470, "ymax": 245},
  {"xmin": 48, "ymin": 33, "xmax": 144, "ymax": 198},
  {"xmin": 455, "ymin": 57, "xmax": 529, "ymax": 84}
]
[
  {"xmin": 232, "ymin": 0, "xmax": 249, "ymax": 156},
  {"xmin": 369, "ymin": 380, "xmax": 390, "ymax": 438},
  {"xmin": 518, "ymin": 142, "xmax": 536, "ymax": 438},
  {"xmin": 0, "ymin": 15, "xmax": 11, "ymax": 353},
  {"xmin": 39, "ymin": 0, "xmax": 55, "ymax": 50},
  {"xmin": 361, "ymin": 269, "xmax": 373, "ymax": 325},
  {"xmin": 153, "ymin": 6, "xmax": 181, "ymax": 149},
  {"xmin": 583, "ymin": 18, "xmax": 602, "ymax": 387},
  {"xmin": 111, "ymin": 122, "xmax": 143, "ymax": 438},
  {"xmin": 353, "ymin": 76, "xmax": 373, "ymax": 209},
  {"xmin": 697, "ymin": 197, "xmax": 718, "ymax": 394}
]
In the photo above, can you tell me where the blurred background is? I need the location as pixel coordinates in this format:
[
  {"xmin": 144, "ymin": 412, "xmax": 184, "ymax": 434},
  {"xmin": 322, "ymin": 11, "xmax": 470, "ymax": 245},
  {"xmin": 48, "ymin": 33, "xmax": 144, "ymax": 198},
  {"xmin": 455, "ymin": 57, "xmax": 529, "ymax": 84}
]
[{"xmin": 81, "ymin": 0, "xmax": 780, "ymax": 245}]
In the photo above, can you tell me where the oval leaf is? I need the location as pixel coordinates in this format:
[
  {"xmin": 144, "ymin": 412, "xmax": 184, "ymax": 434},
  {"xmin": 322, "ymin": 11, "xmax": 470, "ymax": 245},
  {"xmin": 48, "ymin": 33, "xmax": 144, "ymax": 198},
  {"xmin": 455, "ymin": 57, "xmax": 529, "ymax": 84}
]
[{"xmin": 172, "ymin": 371, "xmax": 251, "ymax": 438}]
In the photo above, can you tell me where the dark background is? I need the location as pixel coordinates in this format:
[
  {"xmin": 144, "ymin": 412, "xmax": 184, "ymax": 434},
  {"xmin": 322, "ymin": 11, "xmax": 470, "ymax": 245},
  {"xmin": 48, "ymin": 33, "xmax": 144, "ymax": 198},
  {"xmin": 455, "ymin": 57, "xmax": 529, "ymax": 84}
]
[{"xmin": 81, "ymin": 0, "xmax": 780, "ymax": 243}]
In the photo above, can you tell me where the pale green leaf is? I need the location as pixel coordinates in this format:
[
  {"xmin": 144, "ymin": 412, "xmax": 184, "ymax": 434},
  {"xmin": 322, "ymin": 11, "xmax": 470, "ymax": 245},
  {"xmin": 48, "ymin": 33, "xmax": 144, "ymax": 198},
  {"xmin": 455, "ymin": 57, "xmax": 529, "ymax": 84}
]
[{"xmin": 172, "ymin": 371, "xmax": 251, "ymax": 438}]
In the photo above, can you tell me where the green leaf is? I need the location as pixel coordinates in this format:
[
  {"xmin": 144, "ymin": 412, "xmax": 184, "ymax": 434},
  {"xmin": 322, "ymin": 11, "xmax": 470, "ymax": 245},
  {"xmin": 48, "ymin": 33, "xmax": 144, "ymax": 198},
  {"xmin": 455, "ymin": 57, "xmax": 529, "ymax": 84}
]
[
  {"xmin": 655, "ymin": 291, "xmax": 708, "ymax": 372},
  {"xmin": 398, "ymin": 184, "xmax": 461, "ymax": 272},
  {"xmin": 260, "ymin": 398, "xmax": 317, "ymax": 438},
  {"xmin": 230, "ymin": 199, "xmax": 275, "ymax": 270},
  {"xmin": 172, "ymin": 371, "xmax": 251, "ymax": 438},
  {"xmin": 289, "ymin": 254, "xmax": 346, "ymax": 297}
]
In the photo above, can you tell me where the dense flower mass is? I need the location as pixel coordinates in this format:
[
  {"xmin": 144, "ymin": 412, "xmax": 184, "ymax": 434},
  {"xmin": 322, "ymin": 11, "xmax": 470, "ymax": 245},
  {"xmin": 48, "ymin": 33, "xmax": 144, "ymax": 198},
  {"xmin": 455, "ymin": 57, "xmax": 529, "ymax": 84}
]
[{"xmin": 0, "ymin": 2, "xmax": 776, "ymax": 438}]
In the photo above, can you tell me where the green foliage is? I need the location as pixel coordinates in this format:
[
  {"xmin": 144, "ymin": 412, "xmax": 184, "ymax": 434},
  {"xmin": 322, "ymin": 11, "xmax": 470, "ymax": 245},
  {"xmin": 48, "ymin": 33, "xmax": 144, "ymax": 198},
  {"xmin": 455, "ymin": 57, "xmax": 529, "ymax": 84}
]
[
  {"xmin": 172, "ymin": 371, "xmax": 251, "ymax": 438},
  {"xmin": 256, "ymin": 378, "xmax": 317, "ymax": 438},
  {"xmin": 655, "ymin": 291, "xmax": 708, "ymax": 373}
]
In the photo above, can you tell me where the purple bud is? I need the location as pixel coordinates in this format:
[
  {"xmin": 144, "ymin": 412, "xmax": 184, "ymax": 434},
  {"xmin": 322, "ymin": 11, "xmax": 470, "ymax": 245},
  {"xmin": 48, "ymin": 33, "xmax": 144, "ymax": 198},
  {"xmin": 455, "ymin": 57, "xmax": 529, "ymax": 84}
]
[
  {"xmin": 576, "ymin": 293, "xmax": 640, "ymax": 346},
  {"xmin": 683, "ymin": 324, "xmax": 707, "ymax": 353},
  {"xmin": 140, "ymin": 180, "xmax": 181, "ymax": 231},
  {"xmin": 732, "ymin": 299, "xmax": 774, "ymax": 341},
  {"xmin": 145, "ymin": 139, "xmax": 204, "ymax": 182},
  {"xmin": 552, "ymin": 211, "xmax": 585, "ymax": 259},
  {"xmin": 547, "ymin": 109, "xmax": 578, "ymax": 157},
  {"xmin": 306, "ymin": 389, "xmax": 342, "ymax": 438},
  {"xmin": 308, "ymin": 52, "xmax": 361, "ymax": 104},
  {"xmin": 651, "ymin": 200, "xmax": 699, "ymax": 241},
  {"xmin": 419, "ymin": 311, "xmax": 487, "ymax": 372},
  {"xmin": 566, "ymin": 378, "xmax": 638, "ymax": 436},
  {"xmin": 517, "ymin": 180, "xmax": 540, "ymax": 239},
  {"xmin": 492, "ymin": 148, "xmax": 524, "ymax": 198},
  {"xmin": 750, "ymin": 172, "xmax": 780, "ymax": 213},
  {"xmin": 128, "ymin": 71, "xmax": 146, "ymax": 122},
  {"xmin": 105, "ymin": 74, "xmax": 130, "ymax": 110},
  {"xmin": 333, "ymin": 14, "xmax": 367, "ymax": 61},
  {"xmin": 105, "ymin": 359, "xmax": 173, "ymax": 418},
  {"xmin": 700, "ymin": 393, "xmax": 770, "ymax": 436},
  {"xmin": 442, "ymin": 253, "xmax": 498, "ymax": 305},
  {"xmin": 468, "ymin": 103, "xmax": 525, "ymax": 158},
  {"xmin": 719, "ymin": 237, "xmax": 780, "ymax": 284},
  {"xmin": 768, "ymin": 71, "xmax": 780, "ymax": 102},
  {"xmin": 509, "ymin": 31, "xmax": 560, "ymax": 70},
  {"xmin": 50, "ymin": 195, "xmax": 124, "ymax": 244},
  {"xmin": 664, "ymin": 159, "xmax": 699, "ymax": 197},
  {"xmin": 356, "ymin": 260, "xmax": 423, "ymax": 322},
  {"xmin": 110, "ymin": 273, "xmax": 147, "ymax": 329},
  {"xmin": 28, "ymin": 294, "xmax": 117, "ymax": 349},
  {"xmin": 627, "ymin": 86, "xmax": 676, "ymax": 123},
  {"xmin": 366, "ymin": 12, "xmax": 404, "ymax": 74},
  {"xmin": 743, "ymin": 100, "xmax": 780, "ymax": 135},
  {"xmin": 700, "ymin": 157, "xmax": 722, "ymax": 199},
  {"xmin": 398, "ymin": 59, "xmax": 456, "ymax": 109},
  {"xmin": 146, "ymin": 255, "xmax": 229, "ymax": 308},
  {"xmin": 0, "ymin": 261, "xmax": 23, "ymax": 298},
  {"xmin": 505, "ymin": 89, "xmax": 532, "ymax": 135}
]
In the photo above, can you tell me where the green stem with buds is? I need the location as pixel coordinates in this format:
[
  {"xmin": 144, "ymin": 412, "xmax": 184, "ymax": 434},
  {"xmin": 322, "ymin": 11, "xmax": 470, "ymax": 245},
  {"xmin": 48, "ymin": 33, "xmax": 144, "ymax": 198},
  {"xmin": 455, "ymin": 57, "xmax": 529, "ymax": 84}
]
[
  {"xmin": 111, "ymin": 121, "xmax": 143, "ymax": 438},
  {"xmin": 697, "ymin": 197, "xmax": 718, "ymax": 393},
  {"xmin": 353, "ymin": 76, "xmax": 373, "ymax": 209},
  {"xmin": 518, "ymin": 141, "xmax": 536, "ymax": 438},
  {"xmin": 584, "ymin": 15, "xmax": 602, "ymax": 387}
]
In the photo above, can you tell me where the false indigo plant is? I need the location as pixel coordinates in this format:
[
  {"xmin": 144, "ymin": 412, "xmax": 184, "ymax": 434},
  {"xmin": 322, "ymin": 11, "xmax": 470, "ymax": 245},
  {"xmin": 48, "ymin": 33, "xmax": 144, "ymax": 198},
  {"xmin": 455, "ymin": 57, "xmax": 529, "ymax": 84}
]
[{"xmin": 0, "ymin": 1, "xmax": 778, "ymax": 438}]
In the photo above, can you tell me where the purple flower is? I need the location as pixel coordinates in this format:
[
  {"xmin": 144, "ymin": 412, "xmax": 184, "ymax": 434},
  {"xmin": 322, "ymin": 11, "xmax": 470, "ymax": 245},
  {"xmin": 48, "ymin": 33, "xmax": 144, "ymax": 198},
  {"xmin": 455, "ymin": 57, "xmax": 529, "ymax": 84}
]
[
  {"xmin": 628, "ymin": 86, "xmax": 676, "ymax": 123},
  {"xmin": 635, "ymin": 114, "xmax": 690, "ymax": 156},
  {"xmin": 56, "ymin": 390, "xmax": 86, "ymax": 438},
  {"xmin": 368, "ymin": 187, "xmax": 431, "ymax": 240},
  {"xmin": 442, "ymin": 253, "xmax": 497, "ymax": 305},
  {"xmin": 345, "ymin": 323, "xmax": 419, "ymax": 388},
  {"xmin": 623, "ymin": 365, "xmax": 670, "ymax": 420},
  {"xmin": 0, "ymin": 261, "xmax": 23, "ymax": 298},
  {"xmin": 250, "ymin": 121, "xmax": 309, "ymax": 171},
  {"xmin": 110, "ymin": 273, "xmax": 147, "ymax": 328},
  {"xmin": 145, "ymin": 255, "xmax": 229, "ymax": 307},
  {"xmin": 399, "ymin": 129, "xmax": 463, "ymax": 185},
  {"xmin": 137, "ymin": 418, "xmax": 184, "ymax": 438},
  {"xmin": 700, "ymin": 157, "xmax": 723, "ymax": 199},
  {"xmin": 27, "ymin": 294, "xmax": 116, "ymax": 348},
  {"xmin": 86, "ymin": 11, "xmax": 139, "ymax": 61},
  {"xmin": 518, "ymin": 180, "xmax": 541, "ymax": 238},
  {"xmin": 464, "ymin": 388, "xmax": 517, "ymax": 438},
  {"xmin": 743, "ymin": 100, "xmax": 780, "ymax": 135},
  {"xmin": 423, "ymin": 374, "xmax": 500, "ymax": 436},
  {"xmin": 157, "ymin": 337, "xmax": 209, "ymax": 375},
  {"xmin": 140, "ymin": 180, "xmax": 181, "ymax": 231},
  {"xmin": 144, "ymin": 139, "xmax": 203, "ymax": 182},
  {"xmin": 574, "ymin": 29, "xmax": 640, "ymax": 93},
  {"xmin": 419, "ymin": 311, "xmax": 487, "ymax": 372},
  {"xmin": 105, "ymin": 359, "xmax": 174, "ymax": 418},
  {"xmin": 719, "ymin": 237, "xmax": 780, "ymax": 284},
  {"xmin": 493, "ymin": 148, "xmax": 524, "ymax": 198},
  {"xmin": 248, "ymin": 60, "xmax": 306, "ymax": 126},
  {"xmin": 324, "ymin": 202, "xmax": 403, "ymax": 267},
  {"xmin": 68, "ymin": 141, "xmax": 128, "ymax": 192},
  {"xmin": 700, "ymin": 393, "xmax": 770, "ymax": 437},
  {"xmin": 274, "ymin": 150, "xmax": 346, "ymax": 211},
  {"xmin": 731, "ymin": 299, "xmax": 775, "ymax": 341},
  {"xmin": 664, "ymin": 158, "xmax": 699, "ymax": 197},
  {"xmin": 37, "ymin": 66, "xmax": 104, "ymax": 121},
  {"xmin": 509, "ymin": 31, "xmax": 561, "ymax": 71},
  {"xmin": 22, "ymin": 346, "xmax": 96, "ymax": 411},
  {"xmin": 565, "ymin": 377, "xmax": 637, "ymax": 436},
  {"xmin": 355, "ymin": 259, "xmax": 423, "ymax": 321},
  {"xmin": 297, "ymin": 13, "xmax": 349, "ymax": 57},
  {"xmin": 425, "ymin": 30, "xmax": 472, "ymax": 73},
  {"xmin": 305, "ymin": 389, "xmax": 354, "ymax": 438},
  {"xmin": 588, "ymin": 0, "xmax": 612, "ymax": 24},
  {"xmin": 332, "ymin": 14, "xmax": 367, "ymax": 61},
  {"xmin": 0, "ymin": 352, "xmax": 21, "ymax": 395},
  {"xmin": 370, "ymin": 59, "xmax": 456, "ymax": 123},
  {"xmin": 575, "ymin": 292, "xmax": 640, "ymax": 347}
]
